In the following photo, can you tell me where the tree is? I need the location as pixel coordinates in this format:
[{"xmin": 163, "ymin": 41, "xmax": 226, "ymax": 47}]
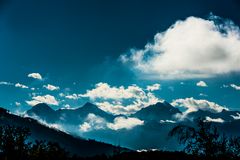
[
  {"xmin": 169, "ymin": 120, "xmax": 240, "ymax": 159},
  {"xmin": 0, "ymin": 125, "xmax": 31, "ymax": 160}
]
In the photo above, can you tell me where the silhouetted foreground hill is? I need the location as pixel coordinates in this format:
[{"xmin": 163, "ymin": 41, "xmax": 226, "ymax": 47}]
[{"xmin": 0, "ymin": 108, "xmax": 127, "ymax": 157}]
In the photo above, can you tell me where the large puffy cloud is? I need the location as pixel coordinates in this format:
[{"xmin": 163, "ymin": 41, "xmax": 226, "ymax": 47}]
[
  {"xmin": 107, "ymin": 117, "xmax": 144, "ymax": 130},
  {"xmin": 26, "ymin": 94, "xmax": 59, "ymax": 106},
  {"xmin": 80, "ymin": 82, "xmax": 146, "ymax": 100},
  {"xmin": 171, "ymin": 97, "xmax": 228, "ymax": 114},
  {"xmin": 120, "ymin": 16, "xmax": 240, "ymax": 80},
  {"xmin": 28, "ymin": 73, "xmax": 42, "ymax": 80},
  {"xmin": 43, "ymin": 84, "xmax": 60, "ymax": 91},
  {"xmin": 81, "ymin": 82, "xmax": 162, "ymax": 115}
]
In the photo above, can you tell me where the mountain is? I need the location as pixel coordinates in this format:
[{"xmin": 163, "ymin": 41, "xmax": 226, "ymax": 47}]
[
  {"xmin": 56, "ymin": 102, "xmax": 115, "ymax": 125},
  {"xmin": 27, "ymin": 103, "xmax": 58, "ymax": 122},
  {"xmin": 0, "ymin": 107, "xmax": 126, "ymax": 157},
  {"xmin": 133, "ymin": 101, "xmax": 181, "ymax": 122},
  {"xmin": 24, "ymin": 102, "xmax": 240, "ymax": 151},
  {"xmin": 27, "ymin": 102, "xmax": 115, "ymax": 125},
  {"xmin": 187, "ymin": 109, "xmax": 240, "ymax": 122}
]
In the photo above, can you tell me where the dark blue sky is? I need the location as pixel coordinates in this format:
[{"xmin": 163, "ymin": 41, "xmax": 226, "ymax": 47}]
[{"xmin": 0, "ymin": 0, "xmax": 240, "ymax": 113}]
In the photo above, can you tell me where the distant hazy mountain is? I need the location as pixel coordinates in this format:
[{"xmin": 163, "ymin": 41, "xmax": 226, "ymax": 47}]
[
  {"xmin": 56, "ymin": 102, "xmax": 115, "ymax": 125},
  {"xmin": 187, "ymin": 109, "xmax": 240, "ymax": 122},
  {"xmin": 0, "ymin": 107, "xmax": 126, "ymax": 157},
  {"xmin": 27, "ymin": 102, "xmax": 115, "ymax": 125},
  {"xmin": 133, "ymin": 101, "xmax": 181, "ymax": 122},
  {"xmin": 27, "ymin": 103, "xmax": 58, "ymax": 122}
]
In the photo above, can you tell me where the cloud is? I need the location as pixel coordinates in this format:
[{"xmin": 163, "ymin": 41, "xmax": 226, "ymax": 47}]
[
  {"xmin": 171, "ymin": 97, "xmax": 228, "ymax": 116},
  {"xmin": 230, "ymin": 84, "xmax": 240, "ymax": 90},
  {"xmin": 204, "ymin": 116, "xmax": 224, "ymax": 123},
  {"xmin": 28, "ymin": 73, "xmax": 42, "ymax": 80},
  {"xmin": 26, "ymin": 94, "xmax": 59, "ymax": 106},
  {"xmin": 81, "ymin": 82, "xmax": 162, "ymax": 115},
  {"xmin": 79, "ymin": 113, "xmax": 107, "ymax": 132},
  {"xmin": 107, "ymin": 117, "xmax": 144, "ymax": 130},
  {"xmin": 120, "ymin": 15, "xmax": 240, "ymax": 80},
  {"xmin": 65, "ymin": 94, "xmax": 79, "ymax": 100},
  {"xmin": 0, "ymin": 81, "xmax": 13, "ymax": 85},
  {"xmin": 231, "ymin": 113, "xmax": 240, "ymax": 120},
  {"xmin": 15, "ymin": 102, "xmax": 21, "ymax": 106},
  {"xmin": 80, "ymin": 82, "xmax": 146, "ymax": 100},
  {"xmin": 196, "ymin": 81, "xmax": 208, "ymax": 87},
  {"xmin": 15, "ymin": 83, "xmax": 28, "ymax": 89},
  {"xmin": 160, "ymin": 120, "xmax": 176, "ymax": 123},
  {"xmin": 199, "ymin": 93, "xmax": 208, "ymax": 97},
  {"xmin": 146, "ymin": 83, "xmax": 161, "ymax": 91},
  {"xmin": 43, "ymin": 84, "xmax": 60, "ymax": 91},
  {"xmin": 79, "ymin": 122, "xmax": 91, "ymax": 132}
]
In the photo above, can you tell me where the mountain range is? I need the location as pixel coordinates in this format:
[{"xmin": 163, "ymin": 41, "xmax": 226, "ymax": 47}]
[{"xmin": 24, "ymin": 101, "xmax": 240, "ymax": 151}]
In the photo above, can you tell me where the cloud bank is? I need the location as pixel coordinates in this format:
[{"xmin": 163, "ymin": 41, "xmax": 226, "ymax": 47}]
[
  {"xmin": 81, "ymin": 82, "xmax": 162, "ymax": 115},
  {"xmin": 120, "ymin": 15, "xmax": 240, "ymax": 80}
]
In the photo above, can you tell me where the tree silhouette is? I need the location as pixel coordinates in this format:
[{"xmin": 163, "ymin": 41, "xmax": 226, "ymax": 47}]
[
  {"xmin": 169, "ymin": 120, "xmax": 240, "ymax": 159},
  {"xmin": 0, "ymin": 125, "xmax": 31, "ymax": 160}
]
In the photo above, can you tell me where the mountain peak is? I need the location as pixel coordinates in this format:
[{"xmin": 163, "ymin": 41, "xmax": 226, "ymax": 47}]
[
  {"xmin": 133, "ymin": 101, "xmax": 181, "ymax": 121},
  {"xmin": 27, "ymin": 103, "xmax": 57, "ymax": 122},
  {"xmin": 32, "ymin": 103, "xmax": 54, "ymax": 111}
]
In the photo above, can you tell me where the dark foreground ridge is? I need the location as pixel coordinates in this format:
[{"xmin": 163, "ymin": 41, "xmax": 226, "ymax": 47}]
[{"xmin": 0, "ymin": 107, "xmax": 127, "ymax": 157}]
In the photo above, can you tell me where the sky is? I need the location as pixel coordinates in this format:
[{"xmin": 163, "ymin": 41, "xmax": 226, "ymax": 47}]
[{"xmin": 0, "ymin": 0, "xmax": 240, "ymax": 114}]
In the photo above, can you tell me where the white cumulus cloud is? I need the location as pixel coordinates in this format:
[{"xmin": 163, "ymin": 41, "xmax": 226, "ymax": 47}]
[
  {"xmin": 28, "ymin": 73, "xmax": 42, "ymax": 80},
  {"xmin": 171, "ymin": 97, "xmax": 228, "ymax": 116},
  {"xmin": 26, "ymin": 94, "xmax": 59, "ymax": 106},
  {"xmin": 81, "ymin": 82, "xmax": 162, "ymax": 115},
  {"xmin": 43, "ymin": 84, "xmax": 60, "ymax": 91},
  {"xmin": 120, "ymin": 16, "xmax": 240, "ymax": 80},
  {"xmin": 196, "ymin": 81, "xmax": 208, "ymax": 87}
]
